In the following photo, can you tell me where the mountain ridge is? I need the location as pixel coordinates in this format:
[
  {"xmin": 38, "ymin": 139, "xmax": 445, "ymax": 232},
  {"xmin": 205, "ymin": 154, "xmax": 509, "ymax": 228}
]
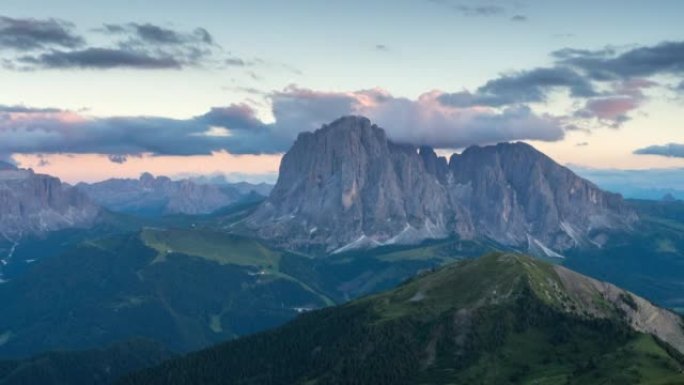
[
  {"xmin": 77, "ymin": 173, "xmax": 266, "ymax": 216},
  {"xmin": 118, "ymin": 253, "xmax": 684, "ymax": 385}
]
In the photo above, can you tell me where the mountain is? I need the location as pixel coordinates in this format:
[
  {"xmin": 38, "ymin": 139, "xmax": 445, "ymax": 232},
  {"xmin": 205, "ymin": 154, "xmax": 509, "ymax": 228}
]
[
  {"xmin": 77, "ymin": 173, "xmax": 255, "ymax": 216},
  {"xmin": 247, "ymin": 116, "xmax": 636, "ymax": 254},
  {"xmin": 182, "ymin": 174, "xmax": 274, "ymax": 197},
  {"xmin": 119, "ymin": 253, "xmax": 684, "ymax": 385},
  {"xmin": 0, "ymin": 339, "xmax": 173, "ymax": 385},
  {"xmin": 0, "ymin": 166, "xmax": 100, "ymax": 239}
]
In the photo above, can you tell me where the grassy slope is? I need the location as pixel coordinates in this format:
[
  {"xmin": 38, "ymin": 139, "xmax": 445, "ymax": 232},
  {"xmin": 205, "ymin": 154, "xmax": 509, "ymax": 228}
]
[{"xmin": 119, "ymin": 254, "xmax": 684, "ymax": 385}]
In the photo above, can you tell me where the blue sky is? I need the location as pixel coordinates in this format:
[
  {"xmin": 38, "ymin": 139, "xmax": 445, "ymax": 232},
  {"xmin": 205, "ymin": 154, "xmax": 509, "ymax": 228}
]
[{"xmin": 1, "ymin": 0, "xmax": 684, "ymax": 183}]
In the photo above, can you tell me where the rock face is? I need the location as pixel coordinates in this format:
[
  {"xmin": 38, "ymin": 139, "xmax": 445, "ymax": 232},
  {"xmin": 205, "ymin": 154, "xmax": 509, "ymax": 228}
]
[
  {"xmin": 247, "ymin": 116, "xmax": 636, "ymax": 253},
  {"xmin": 77, "ymin": 173, "xmax": 250, "ymax": 216},
  {"xmin": 0, "ymin": 167, "xmax": 100, "ymax": 238}
]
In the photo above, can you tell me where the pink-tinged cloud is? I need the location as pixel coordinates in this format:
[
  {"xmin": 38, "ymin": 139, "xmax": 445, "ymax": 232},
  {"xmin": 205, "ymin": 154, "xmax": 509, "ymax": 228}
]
[{"xmin": 585, "ymin": 97, "xmax": 639, "ymax": 120}]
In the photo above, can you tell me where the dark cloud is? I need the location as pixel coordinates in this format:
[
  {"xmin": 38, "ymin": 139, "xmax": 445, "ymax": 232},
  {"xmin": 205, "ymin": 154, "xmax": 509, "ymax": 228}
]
[
  {"xmin": 439, "ymin": 67, "xmax": 596, "ymax": 107},
  {"xmin": 4, "ymin": 20, "xmax": 220, "ymax": 70},
  {"xmin": 0, "ymin": 104, "xmax": 61, "ymax": 113},
  {"xmin": 439, "ymin": 40, "xmax": 684, "ymax": 129},
  {"xmin": 101, "ymin": 22, "xmax": 214, "ymax": 47},
  {"xmin": 374, "ymin": 44, "xmax": 389, "ymax": 52},
  {"xmin": 0, "ymin": 15, "xmax": 84, "ymax": 50},
  {"xmin": 510, "ymin": 15, "xmax": 527, "ymax": 22},
  {"xmin": 199, "ymin": 104, "xmax": 266, "ymax": 129},
  {"xmin": 558, "ymin": 41, "xmax": 684, "ymax": 80},
  {"xmin": 132, "ymin": 23, "xmax": 185, "ymax": 44},
  {"xmin": 18, "ymin": 48, "xmax": 182, "ymax": 69},
  {"xmin": 37, "ymin": 155, "xmax": 51, "ymax": 167},
  {"xmin": 107, "ymin": 154, "xmax": 128, "ymax": 164},
  {"xmin": 453, "ymin": 4, "xmax": 505, "ymax": 16},
  {"xmin": 225, "ymin": 57, "xmax": 248, "ymax": 66},
  {"xmin": 634, "ymin": 143, "xmax": 684, "ymax": 158},
  {"xmin": 0, "ymin": 106, "xmax": 284, "ymax": 156}
]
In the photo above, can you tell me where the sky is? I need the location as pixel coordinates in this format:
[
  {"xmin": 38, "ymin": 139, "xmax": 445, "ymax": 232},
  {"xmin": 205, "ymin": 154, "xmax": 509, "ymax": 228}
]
[{"xmin": 1, "ymin": 0, "xmax": 684, "ymax": 184}]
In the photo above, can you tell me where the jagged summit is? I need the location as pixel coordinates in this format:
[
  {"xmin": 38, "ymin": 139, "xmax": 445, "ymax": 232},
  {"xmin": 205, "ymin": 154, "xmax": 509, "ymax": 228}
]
[{"xmin": 247, "ymin": 116, "xmax": 636, "ymax": 254}]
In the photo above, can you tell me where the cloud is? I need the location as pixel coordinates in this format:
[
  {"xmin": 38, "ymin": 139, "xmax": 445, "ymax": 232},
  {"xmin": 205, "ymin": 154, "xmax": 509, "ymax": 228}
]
[
  {"xmin": 558, "ymin": 41, "xmax": 684, "ymax": 80},
  {"xmin": 634, "ymin": 143, "xmax": 684, "ymax": 158},
  {"xmin": 361, "ymin": 92, "xmax": 564, "ymax": 148},
  {"xmin": 439, "ymin": 40, "xmax": 684, "ymax": 129},
  {"xmin": 428, "ymin": 0, "xmax": 527, "ymax": 19},
  {"xmin": 0, "ymin": 15, "xmax": 84, "ymax": 50},
  {"xmin": 0, "ymin": 104, "xmax": 284, "ymax": 157},
  {"xmin": 18, "ymin": 48, "xmax": 183, "ymax": 69},
  {"xmin": 453, "ymin": 4, "xmax": 505, "ymax": 16},
  {"xmin": 677, "ymin": 80, "xmax": 684, "ymax": 92},
  {"xmin": 439, "ymin": 67, "xmax": 596, "ymax": 107},
  {"xmin": 101, "ymin": 22, "xmax": 214, "ymax": 47},
  {"xmin": 374, "ymin": 44, "xmax": 389, "ymax": 52},
  {"xmin": 225, "ymin": 57, "xmax": 248, "ymax": 66},
  {"xmin": 576, "ymin": 96, "xmax": 639, "ymax": 124},
  {"xmin": 107, "ymin": 154, "xmax": 128, "ymax": 164},
  {"xmin": 571, "ymin": 78, "xmax": 654, "ymax": 127},
  {"xmin": 268, "ymin": 86, "xmax": 564, "ymax": 148},
  {"xmin": 4, "ymin": 20, "xmax": 220, "ymax": 70},
  {"xmin": 0, "ymin": 87, "xmax": 566, "ymax": 159},
  {"xmin": 0, "ymin": 104, "xmax": 61, "ymax": 113}
]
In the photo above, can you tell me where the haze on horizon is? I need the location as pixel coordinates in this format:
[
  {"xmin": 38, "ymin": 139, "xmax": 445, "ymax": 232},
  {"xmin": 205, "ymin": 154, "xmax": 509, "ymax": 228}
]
[{"xmin": 1, "ymin": 0, "xmax": 684, "ymax": 185}]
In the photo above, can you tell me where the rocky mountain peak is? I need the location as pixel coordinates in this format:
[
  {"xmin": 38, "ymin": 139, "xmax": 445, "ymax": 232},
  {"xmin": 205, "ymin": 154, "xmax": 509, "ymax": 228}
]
[
  {"xmin": 0, "ymin": 167, "xmax": 100, "ymax": 238},
  {"xmin": 248, "ymin": 116, "xmax": 636, "ymax": 254}
]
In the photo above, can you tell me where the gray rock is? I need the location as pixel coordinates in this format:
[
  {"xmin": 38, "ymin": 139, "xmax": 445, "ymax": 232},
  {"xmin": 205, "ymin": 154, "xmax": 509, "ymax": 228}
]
[
  {"xmin": 248, "ymin": 116, "xmax": 636, "ymax": 254},
  {"xmin": 0, "ymin": 168, "xmax": 100, "ymax": 238}
]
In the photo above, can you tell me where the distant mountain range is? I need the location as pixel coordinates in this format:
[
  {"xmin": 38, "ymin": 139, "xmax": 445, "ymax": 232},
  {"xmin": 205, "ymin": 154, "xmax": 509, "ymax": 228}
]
[
  {"xmin": 0, "ymin": 164, "xmax": 270, "ymax": 240},
  {"xmin": 77, "ymin": 173, "xmax": 271, "ymax": 216},
  {"xmin": 571, "ymin": 166, "xmax": 684, "ymax": 201},
  {"xmin": 119, "ymin": 253, "xmax": 684, "ymax": 385},
  {"xmin": 248, "ymin": 116, "xmax": 636, "ymax": 255}
]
